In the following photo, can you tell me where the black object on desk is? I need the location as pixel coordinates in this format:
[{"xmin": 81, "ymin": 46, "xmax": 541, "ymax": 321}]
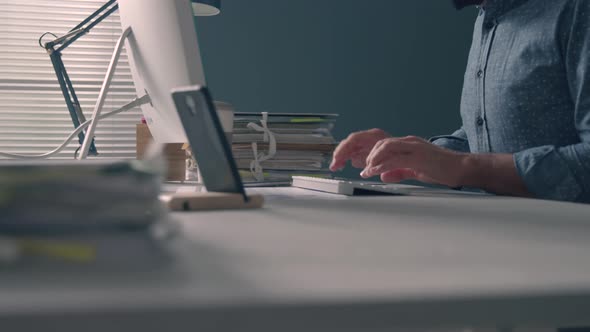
[{"xmin": 168, "ymin": 85, "xmax": 263, "ymax": 211}]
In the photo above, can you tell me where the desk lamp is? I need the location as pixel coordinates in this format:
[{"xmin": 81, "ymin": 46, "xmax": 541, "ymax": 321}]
[{"xmin": 40, "ymin": 0, "xmax": 221, "ymax": 157}]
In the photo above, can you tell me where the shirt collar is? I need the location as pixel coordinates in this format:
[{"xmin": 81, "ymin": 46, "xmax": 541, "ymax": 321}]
[{"xmin": 483, "ymin": 0, "xmax": 529, "ymax": 19}]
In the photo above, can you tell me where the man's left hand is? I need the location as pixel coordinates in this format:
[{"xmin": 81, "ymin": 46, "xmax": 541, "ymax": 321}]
[{"xmin": 360, "ymin": 136, "xmax": 467, "ymax": 188}]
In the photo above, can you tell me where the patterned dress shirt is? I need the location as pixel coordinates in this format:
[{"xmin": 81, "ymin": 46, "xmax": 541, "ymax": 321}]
[{"xmin": 431, "ymin": 0, "xmax": 590, "ymax": 203}]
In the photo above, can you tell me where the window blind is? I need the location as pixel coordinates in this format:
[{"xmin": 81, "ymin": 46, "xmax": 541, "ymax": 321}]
[{"xmin": 0, "ymin": 0, "xmax": 141, "ymax": 159}]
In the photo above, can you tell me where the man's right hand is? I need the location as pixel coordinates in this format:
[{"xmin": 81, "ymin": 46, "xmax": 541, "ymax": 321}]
[{"xmin": 329, "ymin": 128, "xmax": 391, "ymax": 171}]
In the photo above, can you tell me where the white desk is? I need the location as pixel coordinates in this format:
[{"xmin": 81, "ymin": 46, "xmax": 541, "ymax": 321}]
[{"xmin": 1, "ymin": 188, "xmax": 590, "ymax": 331}]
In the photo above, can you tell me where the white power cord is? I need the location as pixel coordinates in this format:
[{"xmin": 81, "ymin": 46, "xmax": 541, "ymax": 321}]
[{"xmin": 0, "ymin": 94, "xmax": 150, "ymax": 160}]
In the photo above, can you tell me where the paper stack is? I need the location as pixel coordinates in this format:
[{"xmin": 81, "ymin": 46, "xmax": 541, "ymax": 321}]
[
  {"xmin": 232, "ymin": 113, "xmax": 338, "ymax": 184},
  {"xmin": 0, "ymin": 159, "xmax": 175, "ymax": 266},
  {"xmin": 0, "ymin": 160, "xmax": 164, "ymax": 230}
]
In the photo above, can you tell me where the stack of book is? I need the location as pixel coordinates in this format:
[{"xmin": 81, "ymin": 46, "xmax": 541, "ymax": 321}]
[
  {"xmin": 0, "ymin": 159, "xmax": 176, "ymax": 266},
  {"xmin": 232, "ymin": 113, "xmax": 338, "ymax": 185}
]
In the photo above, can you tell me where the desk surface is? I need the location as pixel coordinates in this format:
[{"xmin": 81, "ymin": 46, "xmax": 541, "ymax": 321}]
[{"xmin": 2, "ymin": 188, "xmax": 590, "ymax": 331}]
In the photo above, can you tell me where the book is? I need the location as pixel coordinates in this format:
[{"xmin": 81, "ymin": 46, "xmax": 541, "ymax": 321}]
[{"xmin": 0, "ymin": 159, "xmax": 163, "ymax": 232}]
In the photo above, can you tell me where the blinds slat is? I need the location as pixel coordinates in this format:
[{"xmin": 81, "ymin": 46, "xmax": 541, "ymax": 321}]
[{"xmin": 0, "ymin": 0, "xmax": 141, "ymax": 159}]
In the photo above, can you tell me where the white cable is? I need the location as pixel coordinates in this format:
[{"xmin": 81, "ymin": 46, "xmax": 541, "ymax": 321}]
[
  {"xmin": 247, "ymin": 112, "xmax": 277, "ymax": 181},
  {"xmin": 0, "ymin": 95, "xmax": 150, "ymax": 160}
]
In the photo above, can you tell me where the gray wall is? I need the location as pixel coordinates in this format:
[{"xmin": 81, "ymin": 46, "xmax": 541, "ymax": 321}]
[{"xmin": 196, "ymin": 0, "xmax": 478, "ymax": 175}]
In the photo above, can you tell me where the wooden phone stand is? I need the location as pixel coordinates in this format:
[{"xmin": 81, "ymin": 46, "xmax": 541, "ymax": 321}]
[{"xmin": 161, "ymin": 192, "xmax": 264, "ymax": 211}]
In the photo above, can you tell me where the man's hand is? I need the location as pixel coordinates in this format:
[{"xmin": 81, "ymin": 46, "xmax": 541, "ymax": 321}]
[
  {"xmin": 329, "ymin": 128, "xmax": 391, "ymax": 171},
  {"xmin": 331, "ymin": 130, "xmax": 531, "ymax": 196},
  {"xmin": 358, "ymin": 135, "xmax": 531, "ymax": 196},
  {"xmin": 359, "ymin": 135, "xmax": 467, "ymax": 187}
]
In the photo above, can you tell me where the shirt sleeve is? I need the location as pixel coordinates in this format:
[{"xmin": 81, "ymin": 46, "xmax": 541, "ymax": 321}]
[
  {"xmin": 513, "ymin": 0, "xmax": 590, "ymax": 203},
  {"xmin": 429, "ymin": 127, "xmax": 471, "ymax": 153}
]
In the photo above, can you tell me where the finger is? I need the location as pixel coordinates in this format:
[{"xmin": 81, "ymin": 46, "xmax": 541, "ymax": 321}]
[
  {"xmin": 332, "ymin": 134, "xmax": 362, "ymax": 159},
  {"xmin": 364, "ymin": 138, "xmax": 389, "ymax": 168},
  {"xmin": 348, "ymin": 146, "xmax": 373, "ymax": 168},
  {"xmin": 380, "ymin": 168, "xmax": 419, "ymax": 183},
  {"xmin": 331, "ymin": 131, "xmax": 382, "ymax": 171},
  {"xmin": 365, "ymin": 139, "xmax": 415, "ymax": 170},
  {"xmin": 329, "ymin": 158, "xmax": 346, "ymax": 172},
  {"xmin": 399, "ymin": 135, "xmax": 425, "ymax": 143},
  {"xmin": 331, "ymin": 129, "xmax": 391, "ymax": 171},
  {"xmin": 330, "ymin": 150, "xmax": 351, "ymax": 171},
  {"xmin": 365, "ymin": 138, "xmax": 388, "ymax": 164},
  {"xmin": 331, "ymin": 146, "xmax": 371, "ymax": 171},
  {"xmin": 361, "ymin": 152, "xmax": 420, "ymax": 178},
  {"xmin": 362, "ymin": 136, "xmax": 422, "ymax": 169},
  {"xmin": 351, "ymin": 156, "xmax": 366, "ymax": 168},
  {"xmin": 330, "ymin": 137, "xmax": 364, "ymax": 171}
]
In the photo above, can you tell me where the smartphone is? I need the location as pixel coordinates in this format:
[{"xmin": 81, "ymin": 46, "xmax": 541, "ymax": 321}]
[{"xmin": 171, "ymin": 85, "xmax": 247, "ymax": 201}]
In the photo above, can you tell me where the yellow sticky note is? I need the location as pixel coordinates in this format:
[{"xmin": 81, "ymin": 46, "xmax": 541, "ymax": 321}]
[{"xmin": 19, "ymin": 240, "xmax": 96, "ymax": 263}]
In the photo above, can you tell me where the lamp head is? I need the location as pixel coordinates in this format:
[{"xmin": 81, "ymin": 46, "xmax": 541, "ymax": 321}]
[{"xmin": 192, "ymin": 0, "xmax": 221, "ymax": 16}]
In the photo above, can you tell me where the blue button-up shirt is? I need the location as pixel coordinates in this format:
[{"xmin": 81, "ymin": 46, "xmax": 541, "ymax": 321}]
[{"xmin": 431, "ymin": 0, "xmax": 590, "ymax": 203}]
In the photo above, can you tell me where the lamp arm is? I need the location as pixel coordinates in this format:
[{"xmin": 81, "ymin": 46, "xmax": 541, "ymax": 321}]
[
  {"xmin": 41, "ymin": 0, "xmax": 119, "ymax": 157},
  {"xmin": 51, "ymin": 0, "xmax": 119, "ymax": 52}
]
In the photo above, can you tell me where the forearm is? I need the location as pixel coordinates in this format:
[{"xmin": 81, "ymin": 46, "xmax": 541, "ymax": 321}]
[{"xmin": 458, "ymin": 153, "xmax": 532, "ymax": 197}]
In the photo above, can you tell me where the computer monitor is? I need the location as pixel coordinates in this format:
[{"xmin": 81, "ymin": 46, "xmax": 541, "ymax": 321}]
[{"xmin": 118, "ymin": 0, "xmax": 206, "ymax": 143}]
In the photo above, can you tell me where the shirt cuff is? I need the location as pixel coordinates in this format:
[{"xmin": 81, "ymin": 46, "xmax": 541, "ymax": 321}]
[
  {"xmin": 429, "ymin": 135, "xmax": 470, "ymax": 153},
  {"xmin": 513, "ymin": 145, "xmax": 583, "ymax": 202}
]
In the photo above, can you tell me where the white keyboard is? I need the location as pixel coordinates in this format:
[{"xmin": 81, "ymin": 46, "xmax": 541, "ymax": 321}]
[
  {"xmin": 291, "ymin": 177, "xmax": 358, "ymax": 195},
  {"xmin": 291, "ymin": 176, "xmax": 402, "ymax": 196},
  {"xmin": 291, "ymin": 176, "xmax": 488, "ymax": 197}
]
